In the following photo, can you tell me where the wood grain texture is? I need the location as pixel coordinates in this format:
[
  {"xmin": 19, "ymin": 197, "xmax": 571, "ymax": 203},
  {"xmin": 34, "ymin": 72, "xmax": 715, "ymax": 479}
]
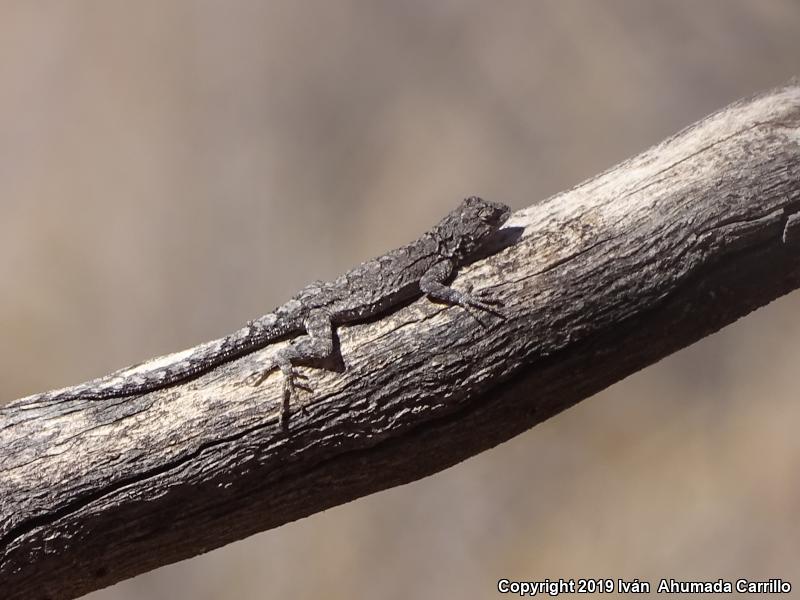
[{"xmin": 2, "ymin": 81, "xmax": 800, "ymax": 600}]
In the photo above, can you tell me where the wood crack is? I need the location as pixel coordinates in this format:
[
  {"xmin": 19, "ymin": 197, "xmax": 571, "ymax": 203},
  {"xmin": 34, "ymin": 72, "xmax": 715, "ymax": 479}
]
[{"xmin": 2, "ymin": 80, "xmax": 800, "ymax": 600}]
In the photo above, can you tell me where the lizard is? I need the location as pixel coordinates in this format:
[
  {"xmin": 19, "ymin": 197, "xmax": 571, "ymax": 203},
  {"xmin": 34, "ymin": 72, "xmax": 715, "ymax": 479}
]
[{"xmin": 20, "ymin": 197, "xmax": 511, "ymax": 426}]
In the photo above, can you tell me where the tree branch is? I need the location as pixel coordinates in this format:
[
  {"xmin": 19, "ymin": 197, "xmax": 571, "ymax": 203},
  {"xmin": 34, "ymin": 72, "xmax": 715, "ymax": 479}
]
[{"xmin": 3, "ymin": 81, "xmax": 800, "ymax": 600}]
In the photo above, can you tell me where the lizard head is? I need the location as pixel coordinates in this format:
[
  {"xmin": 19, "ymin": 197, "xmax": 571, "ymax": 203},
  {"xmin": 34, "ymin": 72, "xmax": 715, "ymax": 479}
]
[{"xmin": 435, "ymin": 196, "xmax": 511, "ymax": 260}]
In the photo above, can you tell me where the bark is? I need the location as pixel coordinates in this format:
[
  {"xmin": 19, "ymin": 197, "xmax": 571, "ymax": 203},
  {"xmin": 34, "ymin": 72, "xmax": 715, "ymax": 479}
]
[{"xmin": 2, "ymin": 81, "xmax": 800, "ymax": 600}]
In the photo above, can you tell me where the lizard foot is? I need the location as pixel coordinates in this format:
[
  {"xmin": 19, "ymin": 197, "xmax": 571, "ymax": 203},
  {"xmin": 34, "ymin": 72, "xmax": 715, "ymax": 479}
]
[
  {"xmin": 460, "ymin": 287, "xmax": 506, "ymax": 326},
  {"xmin": 250, "ymin": 359, "xmax": 309, "ymax": 428},
  {"xmin": 276, "ymin": 361, "xmax": 313, "ymax": 426}
]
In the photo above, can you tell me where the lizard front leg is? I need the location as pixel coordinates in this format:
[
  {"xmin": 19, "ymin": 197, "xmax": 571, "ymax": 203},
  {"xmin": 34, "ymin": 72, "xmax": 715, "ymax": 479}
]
[
  {"xmin": 420, "ymin": 259, "xmax": 503, "ymax": 319},
  {"xmin": 263, "ymin": 309, "xmax": 334, "ymax": 427}
]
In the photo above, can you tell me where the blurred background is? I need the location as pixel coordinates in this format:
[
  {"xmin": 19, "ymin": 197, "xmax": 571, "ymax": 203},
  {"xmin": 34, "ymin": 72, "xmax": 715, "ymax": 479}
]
[{"xmin": 1, "ymin": 1, "xmax": 799, "ymax": 598}]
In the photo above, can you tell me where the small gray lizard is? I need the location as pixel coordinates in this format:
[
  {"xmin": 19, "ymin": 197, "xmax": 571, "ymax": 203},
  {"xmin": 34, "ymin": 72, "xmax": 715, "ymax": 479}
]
[{"xmin": 26, "ymin": 197, "xmax": 511, "ymax": 425}]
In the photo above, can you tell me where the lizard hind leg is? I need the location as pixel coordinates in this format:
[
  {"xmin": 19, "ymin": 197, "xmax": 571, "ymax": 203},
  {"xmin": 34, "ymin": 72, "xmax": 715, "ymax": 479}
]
[{"xmin": 259, "ymin": 309, "xmax": 335, "ymax": 427}]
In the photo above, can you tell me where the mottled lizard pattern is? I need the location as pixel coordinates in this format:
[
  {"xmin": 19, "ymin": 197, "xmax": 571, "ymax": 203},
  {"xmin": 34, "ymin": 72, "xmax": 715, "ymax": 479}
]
[{"xmin": 24, "ymin": 197, "xmax": 511, "ymax": 425}]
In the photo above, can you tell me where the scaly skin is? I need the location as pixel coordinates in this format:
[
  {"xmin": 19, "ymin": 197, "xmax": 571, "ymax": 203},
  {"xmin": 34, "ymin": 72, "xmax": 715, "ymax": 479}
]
[{"xmin": 20, "ymin": 197, "xmax": 511, "ymax": 426}]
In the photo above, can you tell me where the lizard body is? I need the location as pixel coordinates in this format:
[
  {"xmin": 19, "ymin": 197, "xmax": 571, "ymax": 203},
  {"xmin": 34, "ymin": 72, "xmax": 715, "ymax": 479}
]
[{"xmin": 24, "ymin": 197, "xmax": 510, "ymax": 424}]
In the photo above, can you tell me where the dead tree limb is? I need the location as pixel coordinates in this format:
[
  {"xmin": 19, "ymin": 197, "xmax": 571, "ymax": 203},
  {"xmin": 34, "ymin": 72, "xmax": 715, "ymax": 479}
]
[{"xmin": 3, "ymin": 81, "xmax": 800, "ymax": 600}]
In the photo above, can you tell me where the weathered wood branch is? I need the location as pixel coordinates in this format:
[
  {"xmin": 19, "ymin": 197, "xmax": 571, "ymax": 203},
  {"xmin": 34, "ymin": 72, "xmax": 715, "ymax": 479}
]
[{"xmin": 3, "ymin": 81, "xmax": 800, "ymax": 600}]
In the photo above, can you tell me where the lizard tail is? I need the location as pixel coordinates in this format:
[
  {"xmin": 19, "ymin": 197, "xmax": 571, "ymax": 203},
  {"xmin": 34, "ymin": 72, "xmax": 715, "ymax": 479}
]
[{"xmin": 15, "ymin": 314, "xmax": 302, "ymax": 406}]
